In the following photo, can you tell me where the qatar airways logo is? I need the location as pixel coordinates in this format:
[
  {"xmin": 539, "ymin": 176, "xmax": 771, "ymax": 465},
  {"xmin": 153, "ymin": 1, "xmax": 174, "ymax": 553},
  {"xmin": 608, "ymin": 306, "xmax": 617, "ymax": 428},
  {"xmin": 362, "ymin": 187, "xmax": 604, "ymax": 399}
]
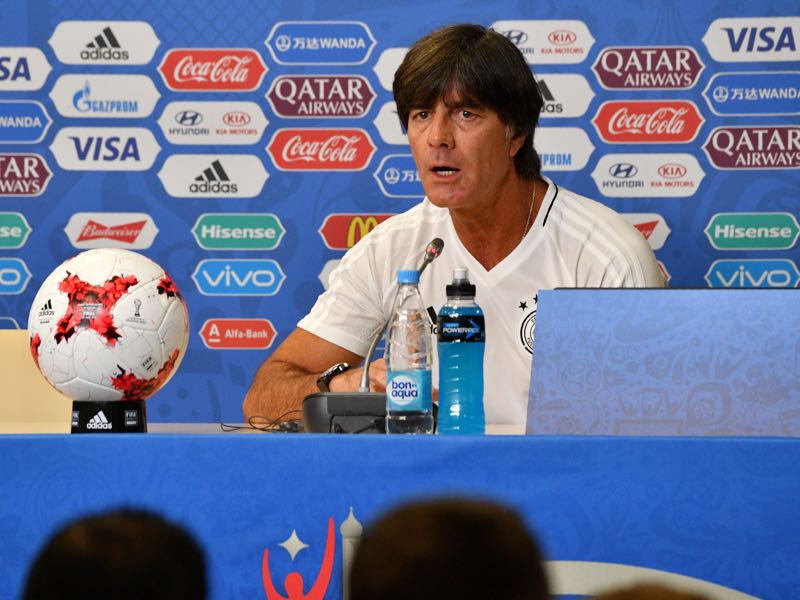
[
  {"xmin": 267, "ymin": 128, "xmax": 375, "ymax": 171},
  {"xmin": 158, "ymin": 49, "xmax": 267, "ymax": 91},
  {"xmin": 703, "ymin": 126, "xmax": 800, "ymax": 169},
  {"xmin": 593, "ymin": 100, "xmax": 704, "ymax": 143},
  {"xmin": 267, "ymin": 75, "xmax": 375, "ymax": 118},
  {"xmin": 593, "ymin": 46, "xmax": 704, "ymax": 89}
]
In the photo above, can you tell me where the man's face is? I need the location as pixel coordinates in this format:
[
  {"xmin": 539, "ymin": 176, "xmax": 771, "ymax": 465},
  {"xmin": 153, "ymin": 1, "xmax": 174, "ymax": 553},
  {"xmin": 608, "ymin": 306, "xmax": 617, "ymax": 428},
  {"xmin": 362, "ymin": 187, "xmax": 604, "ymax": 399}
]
[{"xmin": 406, "ymin": 96, "xmax": 524, "ymax": 212}]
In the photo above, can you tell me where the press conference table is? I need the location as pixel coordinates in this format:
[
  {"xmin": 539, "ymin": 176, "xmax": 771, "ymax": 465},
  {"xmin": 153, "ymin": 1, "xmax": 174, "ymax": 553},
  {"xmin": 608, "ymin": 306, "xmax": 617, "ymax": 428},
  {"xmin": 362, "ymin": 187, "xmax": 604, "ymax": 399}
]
[{"xmin": 1, "ymin": 427, "xmax": 797, "ymax": 599}]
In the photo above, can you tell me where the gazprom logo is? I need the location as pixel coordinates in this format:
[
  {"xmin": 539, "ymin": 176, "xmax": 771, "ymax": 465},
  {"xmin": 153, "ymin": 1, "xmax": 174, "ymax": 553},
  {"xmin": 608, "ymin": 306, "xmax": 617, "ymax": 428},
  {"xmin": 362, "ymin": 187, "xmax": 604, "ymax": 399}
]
[
  {"xmin": 0, "ymin": 257, "xmax": 31, "ymax": 294},
  {"xmin": 705, "ymin": 259, "xmax": 800, "ymax": 288},
  {"xmin": 192, "ymin": 259, "xmax": 285, "ymax": 296}
]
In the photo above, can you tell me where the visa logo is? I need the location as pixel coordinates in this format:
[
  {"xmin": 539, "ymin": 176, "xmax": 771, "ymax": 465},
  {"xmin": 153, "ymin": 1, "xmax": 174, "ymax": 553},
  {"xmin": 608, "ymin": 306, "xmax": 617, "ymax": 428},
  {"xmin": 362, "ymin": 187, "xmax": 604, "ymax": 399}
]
[
  {"xmin": 69, "ymin": 136, "xmax": 140, "ymax": 161},
  {"xmin": 705, "ymin": 259, "xmax": 800, "ymax": 288},
  {"xmin": 192, "ymin": 259, "xmax": 285, "ymax": 296},
  {"xmin": 723, "ymin": 26, "xmax": 796, "ymax": 53},
  {"xmin": 0, "ymin": 57, "xmax": 30, "ymax": 81}
]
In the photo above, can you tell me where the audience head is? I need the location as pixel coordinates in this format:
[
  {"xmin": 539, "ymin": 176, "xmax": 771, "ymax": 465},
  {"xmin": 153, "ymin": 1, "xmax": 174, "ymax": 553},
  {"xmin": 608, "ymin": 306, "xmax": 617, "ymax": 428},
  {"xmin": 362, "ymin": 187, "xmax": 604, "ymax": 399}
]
[
  {"xmin": 350, "ymin": 496, "xmax": 549, "ymax": 600},
  {"xmin": 23, "ymin": 507, "xmax": 206, "ymax": 600}
]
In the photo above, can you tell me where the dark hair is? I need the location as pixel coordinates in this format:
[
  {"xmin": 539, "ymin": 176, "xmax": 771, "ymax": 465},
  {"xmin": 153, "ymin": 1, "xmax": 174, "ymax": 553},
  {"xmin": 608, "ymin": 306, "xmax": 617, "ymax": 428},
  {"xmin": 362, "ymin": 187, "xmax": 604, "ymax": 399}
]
[
  {"xmin": 393, "ymin": 23, "xmax": 543, "ymax": 180},
  {"xmin": 23, "ymin": 508, "xmax": 206, "ymax": 600},
  {"xmin": 350, "ymin": 497, "xmax": 549, "ymax": 600},
  {"xmin": 593, "ymin": 584, "xmax": 711, "ymax": 600}
]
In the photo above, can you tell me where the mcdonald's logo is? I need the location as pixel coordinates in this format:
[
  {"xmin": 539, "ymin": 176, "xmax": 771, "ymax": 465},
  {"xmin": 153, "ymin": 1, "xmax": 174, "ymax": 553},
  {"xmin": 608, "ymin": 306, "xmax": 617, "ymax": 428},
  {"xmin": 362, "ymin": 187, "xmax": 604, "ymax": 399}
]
[{"xmin": 318, "ymin": 213, "xmax": 393, "ymax": 250}]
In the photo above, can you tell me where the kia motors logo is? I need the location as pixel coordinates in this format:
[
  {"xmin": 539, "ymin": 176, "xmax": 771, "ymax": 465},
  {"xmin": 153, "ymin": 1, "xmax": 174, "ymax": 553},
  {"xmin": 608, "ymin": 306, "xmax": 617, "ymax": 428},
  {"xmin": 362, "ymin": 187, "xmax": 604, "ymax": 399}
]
[
  {"xmin": 267, "ymin": 128, "xmax": 376, "ymax": 171},
  {"xmin": 158, "ymin": 49, "xmax": 267, "ymax": 92},
  {"xmin": 318, "ymin": 214, "xmax": 393, "ymax": 250},
  {"xmin": 222, "ymin": 111, "xmax": 250, "ymax": 126},
  {"xmin": 265, "ymin": 21, "xmax": 376, "ymax": 65},
  {"xmin": 48, "ymin": 21, "xmax": 160, "ymax": 65},
  {"xmin": 702, "ymin": 17, "xmax": 800, "ymax": 62},
  {"xmin": 657, "ymin": 163, "xmax": 687, "ymax": 178},
  {"xmin": 0, "ymin": 153, "xmax": 52, "ymax": 196},
  {"xmin": 591, "ymin": 153, "xmax": 704, "ymax": 198},
  {"xmin": 267, "ymin": 75, "xmax": 376, "ymax": 118},
  {"xmin": 49, "ymin": 74, "xmax": 160, "ymax": 119},
  {"xmin": 200, "ymin": 318, "xmax": 277, "ymax": 350},
  {"xmin": 64, "ymin": 212, "xmax": 159, "ymax": 249},
  {"xmin": 703, "ymin": 126, "xmax": 800, "ymax": 169},
  {"xmin": 373, "ymin": 154, "xmax": 424, "ymax": 198},
  {"xmin": 0, "ymin": 257, "xmax": 31, "ymax": 294},
  {"xmin": 0, "ymin": 47, "xmax": 51, "ymax": 91},
  {"xmin": 192, "ymin": 259, "xmax": 286, "ymax": 296},
  {"xmin": 592, "ymin": 100, "xmax": 704, "ymax": 143},
  {"xmin": 705, "ymin": 259, "xmax": 800, "ymax": 288},
  {"xmin": 609, "ymin": 163, "xmax": 638, "ymax": 179},
  {"xmin": 158, "ymin": 101, "xmax": 268, "ymax": 146},
  {"xmin": 50, "ymin": 127, "xmax": 160, "ymax": 171},
  {"xmin": 593, "ymin": 46, "xmax": 704, "ymax": 89},
  {"xmin": 0, "ymin": 101, "xmax": 52, "ymax": 143},
  {"xmin": 491, "ymin": 20, "xmax": 595, "ymax": 64}
]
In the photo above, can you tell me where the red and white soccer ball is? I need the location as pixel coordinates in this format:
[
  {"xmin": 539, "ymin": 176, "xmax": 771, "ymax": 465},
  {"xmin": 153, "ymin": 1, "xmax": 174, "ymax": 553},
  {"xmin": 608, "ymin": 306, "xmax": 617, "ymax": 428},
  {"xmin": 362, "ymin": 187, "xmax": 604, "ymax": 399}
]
[{"xmin": 27, "ymin": 249, "xmax": 189, "ymax": 402}]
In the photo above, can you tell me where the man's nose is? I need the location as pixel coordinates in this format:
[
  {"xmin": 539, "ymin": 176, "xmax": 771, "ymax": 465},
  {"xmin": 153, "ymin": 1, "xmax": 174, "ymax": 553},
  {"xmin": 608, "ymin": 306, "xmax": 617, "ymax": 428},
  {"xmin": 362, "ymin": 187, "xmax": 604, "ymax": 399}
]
[{"xmin": 427, "ymin": 113, "xmax": 454, "ymax": 148}]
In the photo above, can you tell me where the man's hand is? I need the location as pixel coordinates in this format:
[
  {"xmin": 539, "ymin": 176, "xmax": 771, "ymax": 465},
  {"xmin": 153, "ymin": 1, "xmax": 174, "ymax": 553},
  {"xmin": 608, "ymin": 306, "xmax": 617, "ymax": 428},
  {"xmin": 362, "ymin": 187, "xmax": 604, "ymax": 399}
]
[{"xmin": 329, "ymin": 359, "xmax": 387, "ymax": 393}]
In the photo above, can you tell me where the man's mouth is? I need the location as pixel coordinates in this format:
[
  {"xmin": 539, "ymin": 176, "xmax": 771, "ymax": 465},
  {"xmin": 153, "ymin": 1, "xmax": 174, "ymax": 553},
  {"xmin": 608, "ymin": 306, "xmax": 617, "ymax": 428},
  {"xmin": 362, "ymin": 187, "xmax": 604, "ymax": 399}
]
[{"xmin": 431, "ymin": 166, "xmax": 459, "ymax": 177}]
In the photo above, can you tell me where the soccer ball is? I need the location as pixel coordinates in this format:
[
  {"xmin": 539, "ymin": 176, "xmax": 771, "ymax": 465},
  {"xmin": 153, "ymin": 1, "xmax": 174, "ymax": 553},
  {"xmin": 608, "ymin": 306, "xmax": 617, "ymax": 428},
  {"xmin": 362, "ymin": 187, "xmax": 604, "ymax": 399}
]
[{"xmin": 27, "ymin": 248, "xmax": 189, "ymax": 402}]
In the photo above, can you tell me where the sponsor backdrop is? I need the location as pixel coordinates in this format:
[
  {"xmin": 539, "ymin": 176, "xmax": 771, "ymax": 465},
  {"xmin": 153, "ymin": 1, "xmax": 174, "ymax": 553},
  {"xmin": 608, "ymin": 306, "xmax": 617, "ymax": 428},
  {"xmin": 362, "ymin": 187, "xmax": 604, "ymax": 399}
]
[{"xmin": 0, "ymin": 1, "xmax": 798, "ymax": 422}]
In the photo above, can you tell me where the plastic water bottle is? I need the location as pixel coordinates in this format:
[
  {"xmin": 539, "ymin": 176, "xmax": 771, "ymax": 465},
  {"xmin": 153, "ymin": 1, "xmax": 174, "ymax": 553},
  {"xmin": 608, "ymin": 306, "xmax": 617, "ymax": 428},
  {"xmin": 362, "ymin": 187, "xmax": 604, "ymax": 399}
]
[
  {"xmin": 385, "ymin": 269, "xmax": 434, "ymax": 434},
  {"xmin": 437, "ymin": 268, "xmax": 485, "ymax": 434}
]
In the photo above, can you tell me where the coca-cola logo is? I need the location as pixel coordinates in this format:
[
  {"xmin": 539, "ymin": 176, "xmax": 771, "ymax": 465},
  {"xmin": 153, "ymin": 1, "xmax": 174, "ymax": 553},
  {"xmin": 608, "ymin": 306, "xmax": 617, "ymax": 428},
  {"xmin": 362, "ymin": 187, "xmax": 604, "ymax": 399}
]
[
  {"xmin": 267, "ymin": 75, "xmax": 375, "ymax": 118},
  {"xmin": 548, "ymin": 30, "xmax": 576, "ymax": 46},
  {"xmin": 592, "ymin": 100, "xmax": 704, "ymax": 143},
  {"xmin": 267, "ymin": 128, "xmax": 376, "ymax": 171},
  {"xmin": 158, "ymin": 49, "xmax": 267, "ymax": 91},
  {"xmin": 658, "ymin": 163, "xmax": 687, "ymax": 178},
  {"xmin": 703, "ymin": 126, "xmax": 800, "ymax": 170},
  {"xmin": 77, "ymin": 219, "xmax": 146, "ymax": 243},
  {"xmin": 593, "ymin": 46, "xmax": 704, "ymax": 89}
]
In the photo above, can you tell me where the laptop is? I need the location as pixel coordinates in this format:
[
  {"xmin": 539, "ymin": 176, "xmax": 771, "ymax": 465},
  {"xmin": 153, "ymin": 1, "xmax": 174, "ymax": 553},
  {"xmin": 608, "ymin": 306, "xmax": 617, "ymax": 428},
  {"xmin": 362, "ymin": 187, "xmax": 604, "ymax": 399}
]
[{"xmin": 526, "ymin": 289, "xmax": 800, "ymax": 437}]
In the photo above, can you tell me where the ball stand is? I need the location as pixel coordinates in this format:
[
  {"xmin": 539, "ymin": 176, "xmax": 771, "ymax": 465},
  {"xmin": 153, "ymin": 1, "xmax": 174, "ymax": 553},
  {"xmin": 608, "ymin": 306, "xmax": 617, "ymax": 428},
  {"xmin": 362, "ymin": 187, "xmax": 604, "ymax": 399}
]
[{"xmin": 71, "ymin": 400, "xmax": 147, "ymax": 433}]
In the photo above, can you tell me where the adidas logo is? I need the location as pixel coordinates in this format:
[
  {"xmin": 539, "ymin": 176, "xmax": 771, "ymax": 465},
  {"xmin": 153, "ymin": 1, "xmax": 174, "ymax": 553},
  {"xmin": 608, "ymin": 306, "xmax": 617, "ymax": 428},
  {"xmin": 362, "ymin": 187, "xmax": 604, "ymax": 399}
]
[
  {"xmin": 189, "ymin": 160, "xmax": 238, "ymax": 194},
  {"xmin": 81, "ymin": 26, "xmax": 129, "ymax": 61},
  {"xmin": 38, "ymin": 299, "xmax": 55, "ymax": 318},
  {"xmin": 537, "ymin": 79, "xmax": 563, "ymax": 115},
  {"xmin": 86, "ymin": 410, "xmax": 113, "ymax": 430}
]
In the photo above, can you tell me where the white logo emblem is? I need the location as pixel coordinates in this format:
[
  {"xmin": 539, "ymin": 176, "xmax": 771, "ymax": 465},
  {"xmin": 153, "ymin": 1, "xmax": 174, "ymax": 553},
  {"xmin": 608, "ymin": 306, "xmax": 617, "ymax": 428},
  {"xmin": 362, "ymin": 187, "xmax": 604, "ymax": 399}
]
[
  {"xmin": 49, "ymin": 127, "xmax": 160, "ymax": 171},
  {"xmin": 702, "ymin": 17, "xmax": 800, "ymax": 63},
  {"xmin": 49, "ymin": 75, "xmax": 160, "ymax": 118},
  {"xmin": 86, "ymin": 410, "xmax": 112, "ymax": 430},
  {"xmin": 48, "ymin": 21, "xmax": 161, "ymax": 65},
  {"xmin": 157, "ymin": 101, "xmax": 268, "ymax": 145},
  {"xmin": 591, "ymin": 153, "xmax": 705, "ymax": 198},
  {"xmin": 0, "ymin": 47, "xmax": 52, "ymax": 91},
  {"xmin": 491, "ymin": 20, "xmax": 596, "ymax": 64},
  {"xmin": 372, "ymin": 47, "xmax": 408, "ymax": 91},
  {"xmin": 158, "ymin": 154, "xmax": 269, "ymax": 198},
  {"xmin": 537, "ymin": 74, "xmax": 595, "ymax": 118},
  {"xmin": 373, "ymin": 101, "xmax": 407, "ymax": 145},
  {"xmin": 64, "ymin": 212, "xmax": 159, "ymax": 249},
  {"xmin": 534, "ymin": 127, "xmax": 595, "ymax": 171}
]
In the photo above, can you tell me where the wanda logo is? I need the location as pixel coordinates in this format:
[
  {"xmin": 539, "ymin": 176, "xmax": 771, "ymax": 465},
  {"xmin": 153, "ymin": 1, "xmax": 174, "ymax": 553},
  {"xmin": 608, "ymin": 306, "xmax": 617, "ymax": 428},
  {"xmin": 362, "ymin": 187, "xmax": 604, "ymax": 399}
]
[
  {"xmin": 267, "ymin": 129, "xmax": 376, "ymax": 171},
  {"xmin": 658, "ymin": 163, "xmax": 687, "ymax": 178},
  {"xmin": 158, "ymin": 49, "xmax": 267, "ymax": 91},
  {"xmin": 592, "ymin": 100, "xmax": 704, "ymax": 143},
  {"xmin": 548, "ymin": 30, "xmax": 576, "ymax": 45}
]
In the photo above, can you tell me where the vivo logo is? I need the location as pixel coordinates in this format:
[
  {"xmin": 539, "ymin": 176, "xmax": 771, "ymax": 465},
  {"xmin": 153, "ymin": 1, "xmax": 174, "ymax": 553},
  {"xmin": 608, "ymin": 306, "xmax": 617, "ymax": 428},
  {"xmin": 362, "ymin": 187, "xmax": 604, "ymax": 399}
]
[
  {"xmin": 0, "ymin": 257, "xmax": 31, "ymax": 294},
  {"xmin": 192, "ymin": 259, "xmax": 285, "ymax": 296},
  {"xmin": 705, "ymin": 259, "xmax": 800, "ymax": 288}
]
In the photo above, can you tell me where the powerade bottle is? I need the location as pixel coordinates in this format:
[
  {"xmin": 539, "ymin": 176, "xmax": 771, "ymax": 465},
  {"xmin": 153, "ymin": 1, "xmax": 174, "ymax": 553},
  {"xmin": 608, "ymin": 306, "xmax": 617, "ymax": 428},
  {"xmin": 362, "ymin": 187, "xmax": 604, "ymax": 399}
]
[
  {"xmin": 437, "ymin": 268, "xmax": 485, "ymax": 435},
  {"xmin": 385, "ymin": 269, "xmax": 434, "ymax": 434}
]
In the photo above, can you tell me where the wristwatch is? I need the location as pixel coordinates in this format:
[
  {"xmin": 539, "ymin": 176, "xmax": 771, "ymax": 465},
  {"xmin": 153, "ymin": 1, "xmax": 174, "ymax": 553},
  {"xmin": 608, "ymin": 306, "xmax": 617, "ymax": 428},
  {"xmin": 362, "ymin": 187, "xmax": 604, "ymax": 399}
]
[{"xmin": 316, "ymin": 362, "xmax": 350, "ymax": 392}]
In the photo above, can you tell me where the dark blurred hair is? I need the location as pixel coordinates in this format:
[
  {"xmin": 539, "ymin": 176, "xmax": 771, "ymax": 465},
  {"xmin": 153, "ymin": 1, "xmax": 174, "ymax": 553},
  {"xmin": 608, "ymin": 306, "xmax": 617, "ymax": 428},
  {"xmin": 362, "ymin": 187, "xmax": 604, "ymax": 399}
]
[
  {"xmin": 593, "ymin": 583, "xmax": 710, "ymax": 600},
  {"xmin": 23, "ymin": 508, "xmax": 206, "ymax": 600},
  {"xmin": 393, "ymin": 23, "xmax": 543, "ymax": 180},
  {"xmin": 350, "ymin": 497, "xmax": 549, "ymax": 600}
]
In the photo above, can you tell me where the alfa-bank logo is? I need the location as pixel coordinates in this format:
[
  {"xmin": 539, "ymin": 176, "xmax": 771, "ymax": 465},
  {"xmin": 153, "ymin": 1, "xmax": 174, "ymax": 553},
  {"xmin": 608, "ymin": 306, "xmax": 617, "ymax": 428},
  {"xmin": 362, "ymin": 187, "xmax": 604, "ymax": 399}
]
[
  {"xmin": 591, "ymin": 153, "xmax": 704, "ymax": 198},
  {"xmin": 158, "ymin": 49, "xmax": 267, "ymax": 91},
  {"xmin": 64, "ymin": 212, "xmax": 159, "ymax": 249},
  {"xmin": 158, "ymin": 155, "xmax": 269, "ymax": 198},
  {"xmin": 48, "ymin": 21, "xmax": 160, "ymax": 65},
  {"xmin": 592, "ymin": 100, "xmax": 704, "ymax": 144},
  {"xmin": 702, "ymin": 71, "xmax": 800, "ymax": 116},
  {"xmin": 49, "ymin": 75, "xmax": 160, "ymax": 118},
  {"xmin": 265, "ymin": 21, "xmax": 376, "ymax": 65},
  {"xmin": 0, "ymin": 154, "xmax": 52, "ymax": 196},
  {"xmin": 703, "ymin": 126, "xmax": 800, "ymax": 169},
  {"xmin": 50, "ymin": 127, "xmax": 160, "ymax": 171},
  {"xmin": 619, "ymin": 213, "xmax": 671, "ymax": 250},
  {"xmin": 0, "ymin": 101, "xmax": 52, "ymax": 144},
  {"xmin": 192, "ymin": 259, "xmax": 286, "ymax": 296},
  {"xmin": 491, "ymin": 20, "xmax": 595, "ymax": 64},
  {"xmin": 267, "ymin": 75, "xmax": 376, "ymax": 118},
  {"xmin": 267, "ymin": 128, "xmax": 376, "ymax": 171},
  {"xmin": 593, "ymin": 46, "xmax": 704, "ymax": 89},
  {"xmin": 702, "ymin": 17, "xmax": 800, "ymax": 62},
  {"xmin": 318, "ymin": 214, "xmax": 394, "ymax": 250},
  {"xmin": 534, "ymin": 127, "xmax": 595, "ymax": 171},
  {"xmin": 199, "ymin": 318, "xmax": 277, "ymax": 350},
  {"xmin": 0, "ymin": 47, "xmax": 51, "ymax": 91},
  {"xmin": 158, "ymin": 101, "xmax": 268, "ymax": 145}
]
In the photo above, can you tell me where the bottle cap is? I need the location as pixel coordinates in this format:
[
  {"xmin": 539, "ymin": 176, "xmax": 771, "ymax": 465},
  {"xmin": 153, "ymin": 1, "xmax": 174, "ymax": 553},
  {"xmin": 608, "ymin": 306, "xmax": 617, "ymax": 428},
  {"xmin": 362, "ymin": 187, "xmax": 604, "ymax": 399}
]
[
  {"xmin": 397, "ymin": 269, "xmax": 420, "ymax": 284},
  {"xmin": 446, "ymin": 267, "xmax": 476, "ymax": 297}
]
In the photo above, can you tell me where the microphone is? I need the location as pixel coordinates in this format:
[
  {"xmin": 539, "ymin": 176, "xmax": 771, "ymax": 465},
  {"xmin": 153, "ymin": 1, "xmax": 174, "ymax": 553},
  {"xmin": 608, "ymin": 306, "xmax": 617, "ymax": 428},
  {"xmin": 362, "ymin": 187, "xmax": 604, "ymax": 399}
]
[{"xmin": 302, "ymin": 238, "xmax": 445, "ymax": 433}]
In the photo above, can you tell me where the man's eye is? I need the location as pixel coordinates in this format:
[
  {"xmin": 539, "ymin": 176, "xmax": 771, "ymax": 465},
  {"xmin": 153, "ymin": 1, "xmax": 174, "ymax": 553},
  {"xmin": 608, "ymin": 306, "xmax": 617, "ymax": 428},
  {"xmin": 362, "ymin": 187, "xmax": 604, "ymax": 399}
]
[
  {"xmin": 415, "ymin": 111, "xmax": 429, "ymax": 120},
  {"xmin": 460, "ymin": 110, "xmax": 476, "ymax": 119}
]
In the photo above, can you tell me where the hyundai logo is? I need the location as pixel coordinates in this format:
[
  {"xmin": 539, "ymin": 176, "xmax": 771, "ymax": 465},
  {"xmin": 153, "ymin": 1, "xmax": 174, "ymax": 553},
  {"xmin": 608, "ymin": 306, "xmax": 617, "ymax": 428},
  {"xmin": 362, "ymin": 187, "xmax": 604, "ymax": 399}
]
[
  {"xmin": 175, "ymin": 110, "xmax": 203, "ymax": 126},
  {"xmin": 501, "ymin": 29, "xmax": 528, "ymax": 46},
  {"xmin": 609, "ymin": 163, "xmax": 638, "ymax": 179}
]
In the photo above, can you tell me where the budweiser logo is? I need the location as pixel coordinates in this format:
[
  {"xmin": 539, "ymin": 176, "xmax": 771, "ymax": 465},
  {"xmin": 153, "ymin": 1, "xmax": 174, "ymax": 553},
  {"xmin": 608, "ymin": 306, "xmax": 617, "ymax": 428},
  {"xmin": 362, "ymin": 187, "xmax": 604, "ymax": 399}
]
[
  {"xmin": 158, "ymin": 49, "xmax": 267, "ymax": 91},
  {"xmin": 77, "ymin": 219, "xmax": 147, "ymax": 242},
  {"xmin": 593, "ymin": 101, "xmax": 704, "ymax": 143},
  {"xmin": 268, "ymin": 129, "xmax": 376, "ymax": 171}
]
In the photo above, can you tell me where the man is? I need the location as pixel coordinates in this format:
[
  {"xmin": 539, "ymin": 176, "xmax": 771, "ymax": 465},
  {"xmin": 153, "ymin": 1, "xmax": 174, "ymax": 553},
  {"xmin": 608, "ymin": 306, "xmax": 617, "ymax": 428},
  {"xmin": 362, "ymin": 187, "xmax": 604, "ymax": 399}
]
[
  {"xmin": 243, "ymin": 24, "xmax": 664, "ymax": 427},
  {"xmin": 349, "ymin": 497, "xmax": 550, "ymax": 600}
]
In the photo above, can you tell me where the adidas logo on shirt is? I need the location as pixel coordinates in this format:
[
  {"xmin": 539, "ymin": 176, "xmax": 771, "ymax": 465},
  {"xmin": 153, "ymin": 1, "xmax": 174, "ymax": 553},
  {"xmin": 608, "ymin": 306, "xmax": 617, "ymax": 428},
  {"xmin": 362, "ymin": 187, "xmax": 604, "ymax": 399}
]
[
  {"xmin": 189, "ymin": 159, "xmax": 238, "ymax": 194},
  {"xmin": 81, "ymin": 26, "xmax": 130, "ymax": 61},
  {"xmin": 86, "ymin": 410, "xmax": 113, "ymax": 430},
  {"xmin": 38, "ymin": 299, "xmax": 55, "ymax": 317}
]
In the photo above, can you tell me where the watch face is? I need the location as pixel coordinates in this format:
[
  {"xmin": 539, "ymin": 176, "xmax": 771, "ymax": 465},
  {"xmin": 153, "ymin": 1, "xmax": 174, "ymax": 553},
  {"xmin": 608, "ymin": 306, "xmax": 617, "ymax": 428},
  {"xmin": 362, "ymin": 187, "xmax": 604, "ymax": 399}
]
[{"xmin": 317, "ymin": 362, "xmax": 349, "ymax": 392}]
